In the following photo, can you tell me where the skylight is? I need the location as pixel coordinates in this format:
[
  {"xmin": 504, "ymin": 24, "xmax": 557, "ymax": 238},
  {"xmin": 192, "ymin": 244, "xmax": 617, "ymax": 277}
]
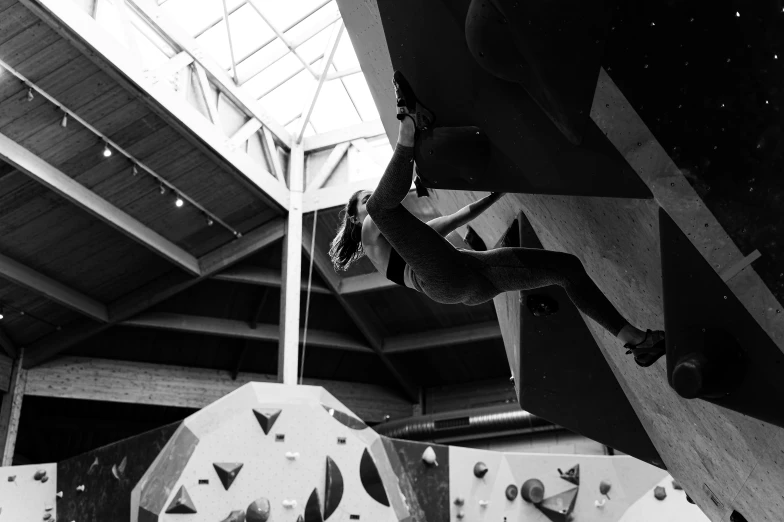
[{"xmin": 156, "ymin": 0, "xmax": 381, "ymax": 138}]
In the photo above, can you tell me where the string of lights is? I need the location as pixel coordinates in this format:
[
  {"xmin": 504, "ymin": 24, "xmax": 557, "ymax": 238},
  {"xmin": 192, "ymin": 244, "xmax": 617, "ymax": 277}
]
[{"xmin": 0, "ymin": 58, "xmax": 243, "ymax": 238}]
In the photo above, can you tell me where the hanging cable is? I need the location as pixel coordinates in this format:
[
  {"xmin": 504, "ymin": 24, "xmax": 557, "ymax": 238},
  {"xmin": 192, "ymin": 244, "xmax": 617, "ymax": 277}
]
[{"xmin": 299, "ymin": 209, "xmax": 319, "ymax": 385}]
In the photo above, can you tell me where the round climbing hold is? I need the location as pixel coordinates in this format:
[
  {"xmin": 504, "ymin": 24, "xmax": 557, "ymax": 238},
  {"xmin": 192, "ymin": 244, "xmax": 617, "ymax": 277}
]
[
  {"xmin": 653, "ymin": 486, "xmax": 667, "ymax": 500},
  {"xmin": 456, "ymin": 511, "xmax": 465, "ymax": 519},
  {"xmin": 454, "ymin": 497, "xmax": 465, "ymax": 506},
  {"xmin": 33, "ymin": 470, "xmax": 47, "ymax": 481},
  {"xmin": 422, "ymin": 446, "xmax": 438, "ymax": 466},
  {"xmin": 473, "ymin": 462, "xmax": 489, "ymax": 478},
  {"xmin": 505, "ymin": 484, "xmax": 518, "ymax": 501},
  {"xmin": 247, "ymin": 498, "xmax": 271, "ymax": 522},
  {"xmin": 521, "ymin": 479, "xmax": 545, "ymax": 504}
]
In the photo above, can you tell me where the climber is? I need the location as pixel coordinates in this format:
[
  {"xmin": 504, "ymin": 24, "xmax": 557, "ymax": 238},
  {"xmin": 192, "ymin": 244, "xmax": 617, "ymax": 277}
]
[{"xmin": 328, "ymin": 72, "xmax": 665, "ymax": 366}]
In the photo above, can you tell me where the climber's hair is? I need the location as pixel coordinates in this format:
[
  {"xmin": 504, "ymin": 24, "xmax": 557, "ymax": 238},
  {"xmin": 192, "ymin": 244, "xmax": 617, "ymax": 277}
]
[{"xmin": 328, "ymin": 190, "xmax": 366, "ymax": 272}]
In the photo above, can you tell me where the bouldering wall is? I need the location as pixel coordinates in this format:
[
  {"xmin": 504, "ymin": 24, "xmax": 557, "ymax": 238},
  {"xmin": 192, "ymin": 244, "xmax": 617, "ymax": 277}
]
[
  {"xmin": 0, "ymin": 462, "xmax": 57, "ymax": 521},
  {"xmin": 335, "ymin": 0, "xmax": 784, "ymax": 521}
]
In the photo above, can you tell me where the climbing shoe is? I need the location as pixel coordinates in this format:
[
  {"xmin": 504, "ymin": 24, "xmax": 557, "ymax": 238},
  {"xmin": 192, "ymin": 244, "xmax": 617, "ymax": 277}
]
[
  {"xmin": 393, "ymin": 70, "xmax": 435, "ymax": 130},
  {"xmin": 625, "ymin": 329, "xmax": 666, "ymax": 367}
]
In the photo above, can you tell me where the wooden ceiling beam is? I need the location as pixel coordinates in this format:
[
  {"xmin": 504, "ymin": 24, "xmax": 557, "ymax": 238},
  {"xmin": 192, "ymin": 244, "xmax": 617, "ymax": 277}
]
[
  {"xmin": 302, "ymin": 224, "xmax": 420, "ymax": 402},
  {"xmin": 21, "ymin": 0, "xmax": 289, "ymax": 211},
  {"xmin": 302, "ymin": 177, "xmax": 384, "ymax": 213},
  {"xmin": 22, "ymin": 219, "xmax": 285, "ymax": 368},
  {"xmin": 0, "ymin": 252, "xmax": 108, "ymax": 322},
  {"xmin": 127, "ymin": 0, "xmax": 292, "ymax": 147},
  {"xmin": 303, "ymin": 119, "xmax": 385, "ymax": 153},
  {"xmin": 122, "ymin": 312, "xmax": 373, "ymax": 353},
  {"xmin": 24, "ymin": 356, "xmax": 414, "ymax": 423},
  {"xmin": 0, "ymin": 326, "xmax": 18, "ymax": 359},
  {"xmin": 383, "ymin": 321, "xmax": 503, "ymax": 354},
  {"xmin": 0, "ymin": 132, "xmax": 200, "ymax": 276},
  {"xmin": 213, "ymin": 265, "xmax": 331, "ymax": 294}
]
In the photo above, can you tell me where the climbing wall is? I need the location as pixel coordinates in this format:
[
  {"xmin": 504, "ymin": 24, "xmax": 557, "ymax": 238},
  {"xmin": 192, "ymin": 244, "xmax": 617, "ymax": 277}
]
[
  {"xmin": 130, "ymin": 383, "xmax": 410, "ymax": 522},
  {"xmin": 0, "ymin": 462, "xmax": 57, "ymax": 521}
]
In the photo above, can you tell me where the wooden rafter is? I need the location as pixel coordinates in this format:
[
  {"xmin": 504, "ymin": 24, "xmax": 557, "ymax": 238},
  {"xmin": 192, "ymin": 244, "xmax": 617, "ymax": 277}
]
[
  {"xmin": 383, "ymin": 321, "xmax": 502, "ymax": 354},
  {"xmin": 302, "ymin": 224, "xmax": 420, "ymax": 402},
  {"xmin": 0, "ymin": 132, "xmax": 200, "ymax": 276},
  {"xmin": 122, "ymin": 312, "xmax": 373, "ymax": 353},
  {"xmin": 213, "ymin": 265, "xmax": 331, "ymax": 294},
  {"xmin": 21, "ymin": 0, "xmax": 290, "ymax": 211},
  {"xmin": 24, "ymin": 356, "xmax": 413, "ymax": 423},
  {"xmin": 0, "ymin": 253, "xmax": 108, "ymax": 322},
  {"xmin": 22, "ymin": 219, "xmax": 286, "ymax": 368}
]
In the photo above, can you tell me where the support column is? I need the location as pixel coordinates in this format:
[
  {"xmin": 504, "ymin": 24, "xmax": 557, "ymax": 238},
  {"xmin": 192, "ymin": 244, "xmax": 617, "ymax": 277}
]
[
  {"xmin": 0, "ymin": 348, "xmax": 26, "ymax": 466},
  {"xmin": 278, "ymin": 141, "xmax": 304, "ymax": 384}
]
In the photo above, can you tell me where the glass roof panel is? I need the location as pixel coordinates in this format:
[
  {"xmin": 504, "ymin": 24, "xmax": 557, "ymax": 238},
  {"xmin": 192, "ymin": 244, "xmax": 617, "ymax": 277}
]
[{"xmin": 145, "ymin": 0, "xmax": 384, "ymax": 141}]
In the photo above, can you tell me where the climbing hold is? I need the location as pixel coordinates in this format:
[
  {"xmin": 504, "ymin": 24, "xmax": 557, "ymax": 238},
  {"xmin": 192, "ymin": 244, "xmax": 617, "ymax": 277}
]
[
  {"xmin": 653, "ymin": 486, "xmax": 667, "ymax": 500},
  {"xmin": 360, "ymin": 448, "xmax": 389, "ymax": 506},
  {"xmin": 670, "ymin": 327, "xmax": 745, "ymax": 399},
  {"xmin": 505, "ymin": 484, "xmax": 519, "ymax": 501},
  {"xmin": 213, "ymin": 463, "xmax": 244, "ymax": 491},
  {"xmin": 686, "ymin": 494, "xmax": 695, "ymax": 504},
  {"xmin": 34, "ymin": 470, "xmax": 47, "ymax": 481},
  {"xmin": 538, "ymin": 487, "xmax": 579, "ymax": 522},
  {"xmin": 599, "ymin": 480, "xmax": 612, "ymax": 499},
  {"xmin": 285, "ymin": 452, "xmax": 300, "ymax": 460},
  {"xmin": 6, "ymin": 475, "xmax": 14, "ymax": 482},
  {"xmin": 527, "ymin": 294, "xmax": 559, "ymax": 317},
  {"xmin": 422, "ymin": 446, "xmax": 438, "ymax": 466},
  {"xmin": 595, "ymin": 499, "xmax": 606, "ymax": 508},
  {"xmin": 297, "ymin": 516, "xmax": 304, "ymax": 522},
  {"xmin": 672, "ymin": 480, "xmax": 683, "ymax": 490},
  {"xmin": 456, "ymin": 511, "xmax": 465, "ymax": 520},
  {"xmin": 246, "ymin": 498, "xmax": 271, "ymax": 522},
  {"xmin": 282, "ymin": 500, "xmax": 297, "ymax": 508},
  {"xmin": 478, "ymin": 500, "xmax": 489, "ymax": 507},
  {"xmin": 454, "ymin": 497, "xmax": 465, "ymax": 506},
  {"xmin": 558, "ymin": 464, "xmax": 580, "ymax": 485},
  {"xmin": 76, "ymin": 485, "xmax": 85, "ymax": 493},
  {"xmin": 219, "ymin": 510, "xmax": 246, "ymax": 522},
  {"xmin": 304, "ymin": 488, "xmax": 324, "ymax": 522},
  {"xmin": 253, "ymin": 408, "xmax": 282, "ymax": 435},
  {"xmin": 521, "ymin": 479, "xmax": 545, "ymax": 504},
  {"xmin": 56, "ymin": 492, "xmax": 63, "ymax": 498},
  {"xmin": 473, "ymin": 462, "xmax": 489, "ymax": 478},
  {"xmin": 112, "ymin": 456, "xmax": 127, "ymax": 480},
  {"xmin": 166, "ymin": 486, "xmax": 197, "ymax": 514},
  {"xmin": 41, "ymin": 476, "xmax": 49, "ymax": 483},
  {"xmin": 730, "ymin": 510, "xmax": 749, "ymax": 522},
  {"xmin": 43, "ymin": 513, "xmax": 52, "ymax": 520},
  {"xmin": 322, "ymin": 405, "xmax": 368, "ymax": 430},
  {"xmin": 324, "ymin": 456, "xmax": 344, "ymax": 520}
]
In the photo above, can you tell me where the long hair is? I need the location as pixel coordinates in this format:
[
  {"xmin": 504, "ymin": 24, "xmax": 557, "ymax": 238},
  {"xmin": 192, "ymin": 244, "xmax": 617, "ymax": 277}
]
[{"xmin": 328, "ymin": 190, "xmax": 366, "ymax": 272}]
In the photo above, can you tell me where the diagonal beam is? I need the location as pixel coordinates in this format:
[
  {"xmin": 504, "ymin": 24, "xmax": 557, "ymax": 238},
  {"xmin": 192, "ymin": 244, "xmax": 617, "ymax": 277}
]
[
  {"xmin": 297, "ymin": 22, "xmax": 344, "ymax": 143},
  {"xmin": 127, "ymin": 0, "xmax": 292, "ymax": 146},
  {"xmin": 248, "ymin": 0, "xmax": 318, "ymax": 78},
  {"xmin": 213, "ymin": 265, "xmax": 331, "ymax": 294},
  {"xmin": 122, "ymin": 312, "xmax": 373, "ymax": 353},
  {"xmin": 22, "ymin": 0, "xmax": 289, "ymax": 211},
  {"xmin": 0, "ymin": 253, "xmax": 108, "ymax": 322},
  {"xmin": 148, "ymin": 51, "xmax": 194, "ymax": 84},
  {"xmin": 306, "ymin": 141, "xmax": 350, "ymax": 190},
  {"xmin": 302, "ymin": 224, "xmax": 419, "ymax": 402},
  {"xmin": 0, "ymin": 132, "xmax": 200, "ymax": 276},
  {"xmin": 0, "ymin": 349, "xmax": 26, "ymax": 466},
  {"xmin": 303, "ymin": 119, "xmax": 386, "ymax": 152},
  {"xmin": 22, "ymin": 219, "xmax": 286, "ymax": 368},
  {"xmin": 383, "ymin": 321, "xmax": 502, "ymax": 354}
]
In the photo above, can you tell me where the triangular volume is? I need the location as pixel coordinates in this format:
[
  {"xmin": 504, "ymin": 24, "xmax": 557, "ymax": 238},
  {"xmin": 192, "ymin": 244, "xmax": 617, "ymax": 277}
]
[
  {"xmin": 322, "ymin": 405, "xmax": 368, "ymax": 430},
  {"xmin": 538, "ymin": 487, "xmax": 578, "ymax": 522},
  {"xmin": 166, "ymin": 485, "xmax": 197, "ymax": 514},
  {"xmin": 213, "ymin": 462, "xmax": 244, "ymax": 491},
  {"xmin": 558, "ymin": 464, "xmax": 580, "ymax": 485},
  {"xmin": 324, "ymin": 456, "xmax": 344, "ymax": 520},
  {"xmin": 304, "ymin": 488, "xmax": 324, "ymax": 522},
  {"xmin": 253, "ymin": 408, "xmax": 281, "ymax": 435}
]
